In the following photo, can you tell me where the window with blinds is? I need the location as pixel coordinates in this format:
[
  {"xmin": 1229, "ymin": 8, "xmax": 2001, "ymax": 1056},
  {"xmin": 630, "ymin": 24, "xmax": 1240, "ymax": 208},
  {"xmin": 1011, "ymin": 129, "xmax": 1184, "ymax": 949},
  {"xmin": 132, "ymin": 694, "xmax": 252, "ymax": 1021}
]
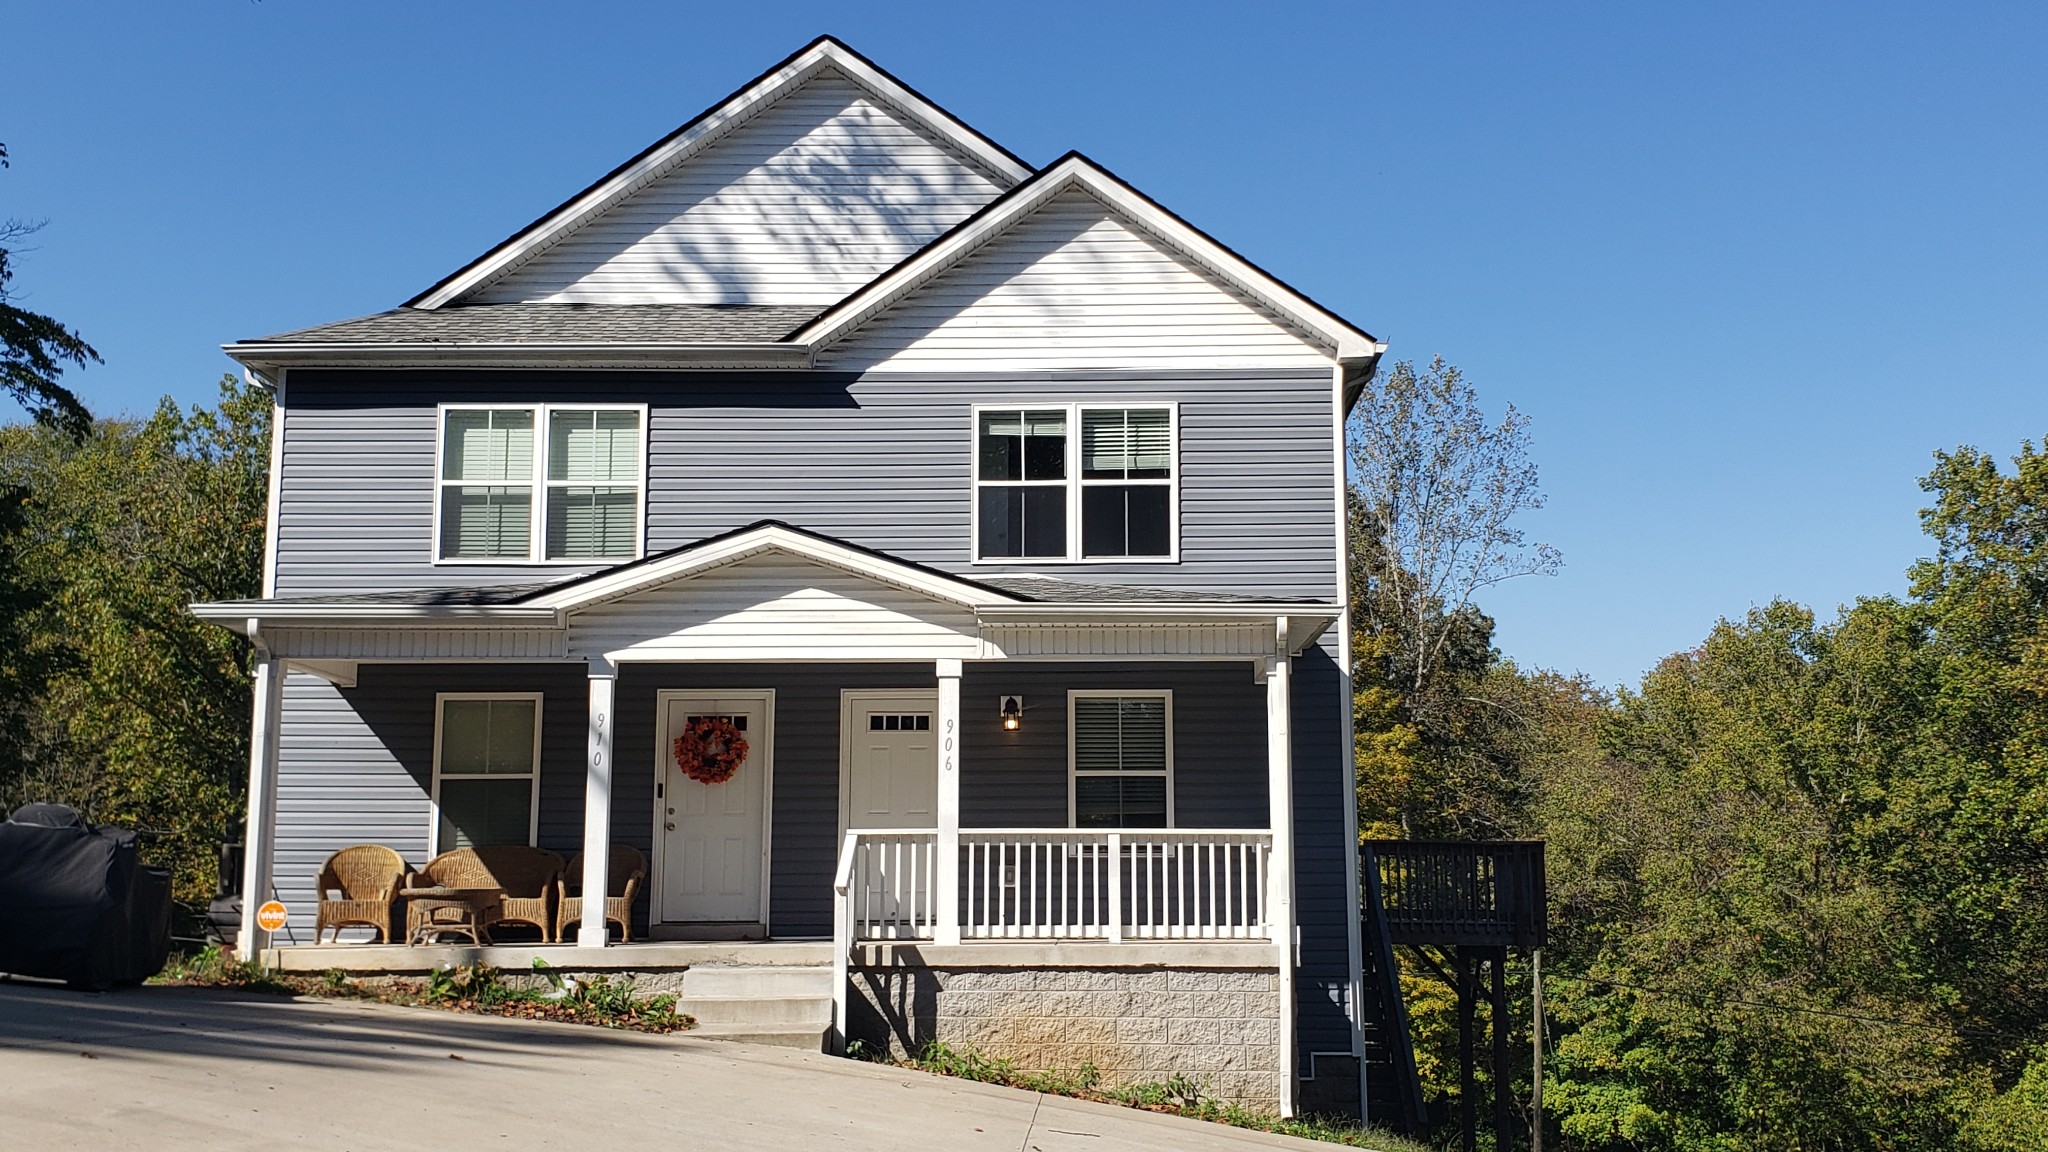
[
  {"xmin": 437, "ymin": 405, "xmax": 643, "ymax": 562},
  {"xmin": 433, "ymin": 695, "xmax": 540, "ymax": 852},
  {"xmin": 546, "ymin": 409, "xmax": 642, "ymax": 560},
  {"xmin": 973, "ymin": 404, "xmax": 1175, "ymax": 562},
  {"xmin": 1070, "ymin": 692, "xmax": 1171, "ymax": 828},
  {"xmin": 439, "ymin": 409, "xmax": 534, "ymax": 559}
]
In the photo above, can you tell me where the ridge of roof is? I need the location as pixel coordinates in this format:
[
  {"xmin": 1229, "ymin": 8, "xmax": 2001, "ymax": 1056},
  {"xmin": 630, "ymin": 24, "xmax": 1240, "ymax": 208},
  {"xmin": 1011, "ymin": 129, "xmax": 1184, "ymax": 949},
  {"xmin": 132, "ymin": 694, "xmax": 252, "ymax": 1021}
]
[
  {"xmin": 405, "ymin": 36, "xmax": 1035, "ymax": 311},
  {"xmin": 792, "ymin": 150, "xmax": 1381, "ymax": 362}
]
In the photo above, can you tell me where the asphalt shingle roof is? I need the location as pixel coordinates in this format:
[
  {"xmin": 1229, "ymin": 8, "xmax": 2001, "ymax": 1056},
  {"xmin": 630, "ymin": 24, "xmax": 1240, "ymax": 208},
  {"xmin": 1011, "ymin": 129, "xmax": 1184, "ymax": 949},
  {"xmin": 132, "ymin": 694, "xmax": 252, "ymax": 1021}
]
[
  {"xmin": 976, "ymin": 576, "xmax": 1310, "ymax": 605},
  {"xmin": 243, "ymin": 303, "xmax": 822, "ymax": 345}
]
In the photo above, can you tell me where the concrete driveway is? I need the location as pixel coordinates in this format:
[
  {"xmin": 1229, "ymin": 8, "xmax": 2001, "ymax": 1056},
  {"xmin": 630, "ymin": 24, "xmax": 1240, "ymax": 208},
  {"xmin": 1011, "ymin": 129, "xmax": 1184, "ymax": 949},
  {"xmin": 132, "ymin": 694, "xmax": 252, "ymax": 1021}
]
[{"xmin": 0, "ymin": 981, "xmax": 1341, "ymax": 1152}]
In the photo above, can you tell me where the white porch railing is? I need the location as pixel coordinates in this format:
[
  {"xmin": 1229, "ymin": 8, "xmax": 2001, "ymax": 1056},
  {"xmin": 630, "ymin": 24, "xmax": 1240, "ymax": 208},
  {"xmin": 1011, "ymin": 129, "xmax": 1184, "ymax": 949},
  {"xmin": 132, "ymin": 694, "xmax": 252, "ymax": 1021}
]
[
  {"xmin": 831, "ymin": 827, "xmax": 1275, "ymax": 1048},
  {"xmin": 963, "ymin": 830, "xmax": 1273, "ymax": 942}
]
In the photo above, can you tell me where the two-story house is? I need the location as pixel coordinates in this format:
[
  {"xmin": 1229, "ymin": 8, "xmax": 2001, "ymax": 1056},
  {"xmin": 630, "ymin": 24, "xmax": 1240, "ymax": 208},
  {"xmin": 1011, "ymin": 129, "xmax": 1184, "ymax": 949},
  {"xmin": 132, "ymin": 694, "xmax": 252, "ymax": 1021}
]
[{"xmin": 196, "ymin": 37, "xmax": 1383, "ymax": 1117}]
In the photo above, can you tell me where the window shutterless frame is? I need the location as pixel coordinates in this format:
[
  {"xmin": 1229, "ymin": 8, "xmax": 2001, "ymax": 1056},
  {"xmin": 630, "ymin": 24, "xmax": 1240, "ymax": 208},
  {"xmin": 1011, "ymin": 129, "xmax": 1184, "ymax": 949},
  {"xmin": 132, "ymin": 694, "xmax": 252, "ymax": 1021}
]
[
  {"xmin": 969, "ymin": 402, "xmax": 1180, "ymax": 564},
  {"xmin": 431, "ymin": 402, "xmax": 649, "ymax": 565},
  {"xmin": 1066, "ymin": 689, "xmax": 1175, "ymax": 828},
  {"xmin": 428, "ymin": 691, "xmax": 544, "ymax": 853}
]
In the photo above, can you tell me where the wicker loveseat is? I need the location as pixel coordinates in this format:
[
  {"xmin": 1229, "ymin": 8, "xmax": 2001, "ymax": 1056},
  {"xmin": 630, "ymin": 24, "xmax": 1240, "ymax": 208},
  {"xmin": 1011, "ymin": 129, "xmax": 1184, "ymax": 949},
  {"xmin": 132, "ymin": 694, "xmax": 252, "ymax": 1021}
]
[
  {"xmin": 411, "ymin": 845, "xmax": 564, "ymax": 943},
  {"xmin": 555, "ymin": 845, "xmax": 646, "ymax": 943},
  {"xmin": 314, "ymin": 845, "xmax": 409, "ymax": 944}
]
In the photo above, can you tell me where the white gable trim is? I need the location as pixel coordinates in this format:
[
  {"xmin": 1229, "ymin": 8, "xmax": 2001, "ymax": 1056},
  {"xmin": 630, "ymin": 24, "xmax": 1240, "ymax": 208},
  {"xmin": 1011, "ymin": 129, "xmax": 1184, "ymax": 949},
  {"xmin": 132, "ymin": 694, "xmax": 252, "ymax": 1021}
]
[
  {"xmin": 409, "ymin": 37, "xmax": 1034, "ymax": 311},
  {"xmin": 794, "ymin": 154, "xmax": 1385, "ymax": 364},
  {"xmin": 530, "ymin": 524, "xmax": 1021, "ymax": 614}
]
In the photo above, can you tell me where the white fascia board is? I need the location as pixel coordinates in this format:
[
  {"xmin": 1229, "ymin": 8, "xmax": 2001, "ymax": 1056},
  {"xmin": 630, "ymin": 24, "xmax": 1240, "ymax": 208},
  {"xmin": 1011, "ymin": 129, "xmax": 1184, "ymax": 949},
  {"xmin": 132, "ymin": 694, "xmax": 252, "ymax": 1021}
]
[
  {"xmin": 795, "ymin": 156, "xmax": 1378, "ymax": 361},
  {"xmin": 410, "ymin": 40, "xmax": 1032, "ymax": 311},
  {"xmin": 189, "ymin": 603, "xmax": 562, "ymax": 633},
  {"xmin": 532, "ymin": 525, "xmax": 1021, "ymax": 613},
  {"xmin": 222, "ymin": 342, "xmax": 812, "ymax": 373}
]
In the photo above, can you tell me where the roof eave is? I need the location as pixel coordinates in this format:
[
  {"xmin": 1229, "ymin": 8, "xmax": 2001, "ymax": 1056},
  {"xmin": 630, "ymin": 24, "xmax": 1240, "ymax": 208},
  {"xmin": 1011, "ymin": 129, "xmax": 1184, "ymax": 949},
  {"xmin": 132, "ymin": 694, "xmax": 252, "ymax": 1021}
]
[
  {"xmin": 222, "ymin": 341, "xmax": 815, "ymax": 373},
  {"xmin": 190, "ymin": 603, "xmax": 564, "ymax": 632}
]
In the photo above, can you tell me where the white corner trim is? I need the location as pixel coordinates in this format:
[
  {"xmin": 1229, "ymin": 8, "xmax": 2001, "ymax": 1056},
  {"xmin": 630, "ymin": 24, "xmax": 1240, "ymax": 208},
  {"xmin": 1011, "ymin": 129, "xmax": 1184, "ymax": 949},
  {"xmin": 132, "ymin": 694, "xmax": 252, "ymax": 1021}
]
[
  {"xmin": 794, "ymin": 156, "xmax": 1379, "ymax": 361},
  {"xmin": 409, "ymin": 39, "xmax": 1031, "ymax": 310}
]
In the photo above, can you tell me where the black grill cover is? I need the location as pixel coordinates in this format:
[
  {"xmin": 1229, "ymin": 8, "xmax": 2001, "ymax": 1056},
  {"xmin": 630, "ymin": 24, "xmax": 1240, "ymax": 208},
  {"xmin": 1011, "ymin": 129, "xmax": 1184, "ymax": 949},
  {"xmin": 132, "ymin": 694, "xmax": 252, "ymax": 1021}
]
[{"xmin": 0, "ymin": 803, "xmax": 173, "ymax": 988}]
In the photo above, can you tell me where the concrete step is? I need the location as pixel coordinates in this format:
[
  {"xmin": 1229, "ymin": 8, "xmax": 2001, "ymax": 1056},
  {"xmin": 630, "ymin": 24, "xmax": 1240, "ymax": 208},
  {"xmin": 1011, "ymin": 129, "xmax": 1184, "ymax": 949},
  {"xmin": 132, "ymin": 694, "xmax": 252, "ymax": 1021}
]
[
  {"xmin": 680, "ymin": 964, "xmax": 834, "ymax": 999},
  {"xmin": 676, "ymin": 995, "xmax": 833, "ymax": 1028},
  {"xmin": 689, "ymin": 1022, "xmax": 831, "ymax": 1050}
]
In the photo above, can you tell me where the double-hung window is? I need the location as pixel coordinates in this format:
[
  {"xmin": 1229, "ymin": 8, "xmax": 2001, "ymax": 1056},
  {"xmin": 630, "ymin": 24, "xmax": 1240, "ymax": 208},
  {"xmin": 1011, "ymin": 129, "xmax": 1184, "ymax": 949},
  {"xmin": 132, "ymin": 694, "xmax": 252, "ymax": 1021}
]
[
  {"xmin": 438, "ymin": 404, "xmax": 645, "ymax": 562},
  {"xmin": 1069, "ymin": 691, "xmax": 1172, "ymax": 828},
  {"xmin": 975, "ymin": 404, "xmax": 1176, "ymax": 562},
  {"xmin": 432, "ymin": 694, "xmax": 541, "ymax": 852}
]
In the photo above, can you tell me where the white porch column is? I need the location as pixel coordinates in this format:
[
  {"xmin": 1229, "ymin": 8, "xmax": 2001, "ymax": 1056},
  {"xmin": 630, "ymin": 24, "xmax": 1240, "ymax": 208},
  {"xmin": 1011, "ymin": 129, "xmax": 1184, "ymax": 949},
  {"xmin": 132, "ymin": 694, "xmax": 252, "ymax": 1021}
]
[
  {"xmin": 578, "ymin": 661, "xmax": 617, "ymax": 947},
  {"xmin": 1267, "ymin": 617, "xmax": 1299, "ymax": 1116},
  {"xmin": 236, "ymin": 651, "xmax": 285, "ymax": 963},
  {"xmin": 934, "ymin": 659, "xmax": 962, "ymax": 945}
]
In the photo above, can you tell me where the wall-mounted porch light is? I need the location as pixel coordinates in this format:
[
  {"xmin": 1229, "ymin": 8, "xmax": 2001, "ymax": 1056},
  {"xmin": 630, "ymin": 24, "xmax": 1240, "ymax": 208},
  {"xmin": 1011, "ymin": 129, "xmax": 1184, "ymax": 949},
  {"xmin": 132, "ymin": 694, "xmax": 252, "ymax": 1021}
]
[{"xmin": 999, "ymin": 695, "xmax": 1023, "ymax": 730}]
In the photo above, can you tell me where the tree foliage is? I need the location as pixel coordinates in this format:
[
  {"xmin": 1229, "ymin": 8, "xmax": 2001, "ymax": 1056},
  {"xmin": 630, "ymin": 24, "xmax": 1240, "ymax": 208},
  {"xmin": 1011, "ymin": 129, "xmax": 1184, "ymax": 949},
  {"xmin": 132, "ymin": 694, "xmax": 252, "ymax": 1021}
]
[
  {"xmin": 0, "ymin": 377, "xmax": 268, "ymax": 904},
  {"xmin": 1349, "ymin": 365, "xmax": 2048, "ymax": 1148},
  {"xmin": 0, "ymin": 143, "xmax": 98, "ymax": 438}
]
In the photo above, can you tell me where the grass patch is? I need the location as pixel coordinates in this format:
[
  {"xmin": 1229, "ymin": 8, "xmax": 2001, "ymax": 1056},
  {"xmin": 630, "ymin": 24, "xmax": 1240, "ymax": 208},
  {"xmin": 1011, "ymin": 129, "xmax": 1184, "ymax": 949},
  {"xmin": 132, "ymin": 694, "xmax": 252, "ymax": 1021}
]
[
  {"xmin": 150, "ymin": 948, "xmax": 693, "ymax": 1033},
  {"xmin": 882, "ymin": 1039, "xmax": 1436, "ymax": 1151}
]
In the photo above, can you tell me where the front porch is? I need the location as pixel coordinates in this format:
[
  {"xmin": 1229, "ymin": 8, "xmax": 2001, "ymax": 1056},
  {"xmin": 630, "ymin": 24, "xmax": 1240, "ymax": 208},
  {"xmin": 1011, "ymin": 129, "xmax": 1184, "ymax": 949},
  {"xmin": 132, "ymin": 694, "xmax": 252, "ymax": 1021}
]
[{"xmin": 198, "ymin": 523, "xmax": 1341, "ymax": 1110}]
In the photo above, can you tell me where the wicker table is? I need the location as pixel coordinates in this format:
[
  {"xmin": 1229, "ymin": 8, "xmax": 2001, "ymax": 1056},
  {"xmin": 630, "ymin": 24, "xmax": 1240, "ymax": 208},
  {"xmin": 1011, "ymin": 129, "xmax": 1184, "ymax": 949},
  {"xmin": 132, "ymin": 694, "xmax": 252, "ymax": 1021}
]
[{"xmin": 399, "ymin": 885, "xmax": 503, "ymax": 946}]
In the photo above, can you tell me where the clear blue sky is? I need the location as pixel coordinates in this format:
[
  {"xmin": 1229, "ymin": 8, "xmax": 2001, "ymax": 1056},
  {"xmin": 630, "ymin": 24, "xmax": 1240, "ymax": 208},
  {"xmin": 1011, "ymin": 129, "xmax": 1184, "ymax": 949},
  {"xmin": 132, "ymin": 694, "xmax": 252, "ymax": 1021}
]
[{"xmin": 6, "ymin": 2, "xmax": 2045, "ymax": 688}]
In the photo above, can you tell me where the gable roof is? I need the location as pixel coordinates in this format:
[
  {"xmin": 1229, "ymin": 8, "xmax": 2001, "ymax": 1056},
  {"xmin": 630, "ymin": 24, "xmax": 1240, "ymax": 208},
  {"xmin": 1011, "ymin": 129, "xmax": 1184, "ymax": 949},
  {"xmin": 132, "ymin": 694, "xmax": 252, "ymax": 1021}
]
[
  {"xmin": 520, "ymin": 520, "xmax": 1024, "ymax": 614},
  {"xmin": 406, "ymin": 36, "xmax": 1034, "ymax": 311},
  {"xmin": 794, "ymin": 152, "xmax": 1383, "ymax": 364}
]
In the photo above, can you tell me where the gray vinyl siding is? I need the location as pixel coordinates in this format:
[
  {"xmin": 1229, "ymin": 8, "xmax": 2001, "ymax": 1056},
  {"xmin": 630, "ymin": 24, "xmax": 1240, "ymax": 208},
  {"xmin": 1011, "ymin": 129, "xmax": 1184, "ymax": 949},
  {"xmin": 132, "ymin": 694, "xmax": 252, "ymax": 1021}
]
[
  {"xmin": 269, "ymin": 664, "xmax": 589, "ymax": 942},
  {"xmin": 958, "ymin": 662, "xmax": 1270, "ymax": 828},
  {"xmin": 609, "ymin": 662, "xmax": 931, "ymax": 937},
  {"xmin": 272, "ymin": 368, "xmax": 1338, "ymax": 602}
]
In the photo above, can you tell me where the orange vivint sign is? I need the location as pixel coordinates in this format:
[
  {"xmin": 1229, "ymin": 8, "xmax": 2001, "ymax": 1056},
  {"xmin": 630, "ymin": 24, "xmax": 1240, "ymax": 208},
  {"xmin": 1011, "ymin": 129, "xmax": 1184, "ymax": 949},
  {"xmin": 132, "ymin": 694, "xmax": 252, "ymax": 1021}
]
[{"xmin": 255, "ymin": 901, "xmax": 289, "ymax": 933}]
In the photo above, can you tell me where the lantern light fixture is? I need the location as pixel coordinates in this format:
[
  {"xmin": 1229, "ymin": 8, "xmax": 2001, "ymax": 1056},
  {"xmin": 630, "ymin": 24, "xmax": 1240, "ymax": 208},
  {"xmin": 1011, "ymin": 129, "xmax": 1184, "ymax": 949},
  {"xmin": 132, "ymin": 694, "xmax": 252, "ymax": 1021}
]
[{"xmin": 999, "ymin": 695, "xmax": 1023, "ymax": 730}]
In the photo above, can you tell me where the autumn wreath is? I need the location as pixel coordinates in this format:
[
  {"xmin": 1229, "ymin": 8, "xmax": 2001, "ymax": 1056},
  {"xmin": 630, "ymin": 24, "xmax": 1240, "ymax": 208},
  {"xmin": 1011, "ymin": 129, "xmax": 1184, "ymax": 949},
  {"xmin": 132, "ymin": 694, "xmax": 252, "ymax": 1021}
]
[{"xmin": 672, "ymin": 716, "xmax": 749, "ymax": 785}]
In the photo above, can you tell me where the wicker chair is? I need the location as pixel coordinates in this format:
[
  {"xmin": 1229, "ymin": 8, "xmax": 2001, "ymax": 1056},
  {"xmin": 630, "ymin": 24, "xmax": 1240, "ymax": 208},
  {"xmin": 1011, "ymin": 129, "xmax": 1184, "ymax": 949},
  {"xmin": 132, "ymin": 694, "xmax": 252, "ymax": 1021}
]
[
  {"xmin": 313, "ymin": 845, "xmax": 408, "ymax": 944},
  {"xmin": 413, "ymin": 845, "xmax": 564, "ymax": 943},
  {"xmin": 554, "ymin": 845, "xmax": 646, "ymax": 943}
]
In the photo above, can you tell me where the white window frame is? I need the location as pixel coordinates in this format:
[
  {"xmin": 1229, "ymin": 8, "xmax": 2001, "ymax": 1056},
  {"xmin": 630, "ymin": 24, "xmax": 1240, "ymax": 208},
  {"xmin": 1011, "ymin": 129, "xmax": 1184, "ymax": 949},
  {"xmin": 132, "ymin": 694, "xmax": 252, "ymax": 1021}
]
[
  {"xmin": 1066, "ymin": 689, "xmax": 1175, "ymax": 829},
  {"xmin": 432, "ymin": 402, "xmax": 649, "ymax": 566},
  {"xmin": 429, "ymin": 691, "xmax": 544, "ymax": 853},
  {"xmin": 969, "ymin": 402, "xmax": 1180, "ymax": 565}
]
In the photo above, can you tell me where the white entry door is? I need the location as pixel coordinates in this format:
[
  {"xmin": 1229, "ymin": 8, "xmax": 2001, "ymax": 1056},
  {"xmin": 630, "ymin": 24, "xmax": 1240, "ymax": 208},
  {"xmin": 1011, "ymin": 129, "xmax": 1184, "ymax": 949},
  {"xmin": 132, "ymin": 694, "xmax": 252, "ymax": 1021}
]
[
  {"xmin": 843, "ymin": 692, "xmax": 940, "ymax": 932},
  {"xmin": 657, "ymin": 692, "xmax": 772, "ymax": 926},
  {"xmin": 844, "ymin": 692, "xmax": 938, "ymax": 831}
]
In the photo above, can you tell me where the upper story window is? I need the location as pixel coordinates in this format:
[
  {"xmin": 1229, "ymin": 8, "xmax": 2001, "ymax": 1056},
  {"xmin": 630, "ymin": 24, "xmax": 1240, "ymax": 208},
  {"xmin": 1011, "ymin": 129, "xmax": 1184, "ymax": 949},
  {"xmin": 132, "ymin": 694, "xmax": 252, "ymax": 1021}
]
[
  {"xmin": 974, "ymin": 404, "xmax": 1176, "ymax": 562},
  {"xmin": 437, "ymin": 404, "xmax": 645, "ymax": 563}
]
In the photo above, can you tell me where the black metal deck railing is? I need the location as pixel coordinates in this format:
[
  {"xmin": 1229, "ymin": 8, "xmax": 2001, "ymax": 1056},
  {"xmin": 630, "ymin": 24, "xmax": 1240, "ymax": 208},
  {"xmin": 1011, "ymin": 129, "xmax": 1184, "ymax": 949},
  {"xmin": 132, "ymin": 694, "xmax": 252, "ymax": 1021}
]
[{"xmin": 1362, "ymin": 840, "xmax": 1546, "ymax": 950}]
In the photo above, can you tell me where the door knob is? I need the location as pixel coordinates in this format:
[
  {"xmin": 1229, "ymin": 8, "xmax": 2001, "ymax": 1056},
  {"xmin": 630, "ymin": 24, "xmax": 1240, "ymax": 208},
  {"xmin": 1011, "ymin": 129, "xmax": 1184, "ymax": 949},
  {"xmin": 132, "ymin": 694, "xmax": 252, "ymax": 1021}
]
[{"xmin": 665, "ymin": 822, "xmax": 675, "ymax": 831}]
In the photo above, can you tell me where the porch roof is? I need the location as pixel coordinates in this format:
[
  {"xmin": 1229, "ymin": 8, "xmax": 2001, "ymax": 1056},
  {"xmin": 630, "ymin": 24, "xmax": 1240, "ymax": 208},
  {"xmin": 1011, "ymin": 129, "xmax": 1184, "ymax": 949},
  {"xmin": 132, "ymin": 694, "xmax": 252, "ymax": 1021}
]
[{"xmin": 191, "ymin": 521, "xmax": 1339, "ymax": 661}]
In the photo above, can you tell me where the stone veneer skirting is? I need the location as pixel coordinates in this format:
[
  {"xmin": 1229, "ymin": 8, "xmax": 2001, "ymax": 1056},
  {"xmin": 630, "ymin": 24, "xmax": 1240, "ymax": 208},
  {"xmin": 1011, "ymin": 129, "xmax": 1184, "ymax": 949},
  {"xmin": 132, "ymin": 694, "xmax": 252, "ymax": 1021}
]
[{"xmin": 848, "ymin": 964, "xmax": 1282, "ymax": 1108}]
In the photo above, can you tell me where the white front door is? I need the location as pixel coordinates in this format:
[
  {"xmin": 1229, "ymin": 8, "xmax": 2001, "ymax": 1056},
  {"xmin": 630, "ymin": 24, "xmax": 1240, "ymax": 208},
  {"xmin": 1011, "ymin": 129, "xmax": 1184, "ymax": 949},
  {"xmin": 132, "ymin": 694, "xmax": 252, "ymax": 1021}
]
[
  {"xmin": 843, "ymin": 691, "xmax": 940, "ymax": 931},
  {"xmin": 844, "ymin": 692, "xmax": 938, "ymax": 831},
  {"xmin": 657, "ymin": 691, "xmax": 772, "ymax": 926}
]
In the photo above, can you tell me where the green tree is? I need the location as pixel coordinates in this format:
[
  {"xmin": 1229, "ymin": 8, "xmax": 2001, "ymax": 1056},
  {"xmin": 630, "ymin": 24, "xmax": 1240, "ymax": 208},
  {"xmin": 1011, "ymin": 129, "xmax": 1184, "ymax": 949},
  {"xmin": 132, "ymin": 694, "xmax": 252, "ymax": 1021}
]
[
  {"xmin": 0, "ymin": 376, "xmax": 269, "ymax": 903},
  {"xmin": 0, "ymin": 143, "xmax": 98, "ymax": 437}
]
